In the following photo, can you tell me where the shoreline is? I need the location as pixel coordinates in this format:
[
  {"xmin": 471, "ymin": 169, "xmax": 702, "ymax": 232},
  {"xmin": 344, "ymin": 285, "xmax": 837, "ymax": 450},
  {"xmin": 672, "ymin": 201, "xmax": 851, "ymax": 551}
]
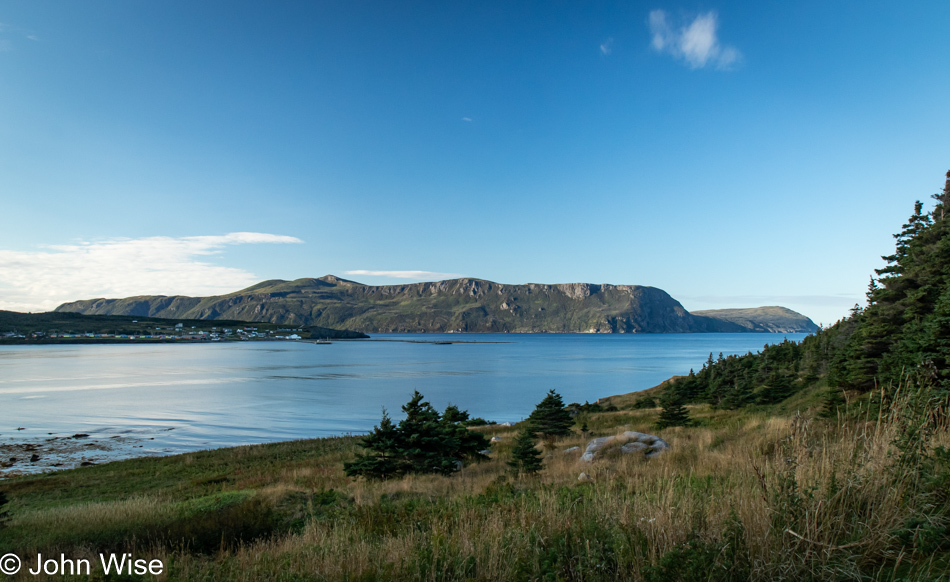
[{"xmin": 0, "ymin": 432, "xmax": 165, "ymax": 478}]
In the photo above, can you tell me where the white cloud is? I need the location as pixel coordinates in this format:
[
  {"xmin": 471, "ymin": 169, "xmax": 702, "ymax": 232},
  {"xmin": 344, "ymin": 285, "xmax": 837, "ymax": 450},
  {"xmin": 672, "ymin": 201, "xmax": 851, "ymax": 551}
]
[
  {"xmin": 0, "ymin": 232, "xmax": 303, "ymax": 312},
  {"xmin": 600, "ymin": 37, "xmax": 614, "ymax": 55},
  {"xmin": 648, "ymin": 10, "xmax": 740, "ymax": 70},
  {"xmin": 461, "ymin": 117, "xmax": 472, "ymax": 122},
  {"xmin": 344, "ymin": 270, "xmax": 463, "ymax": 281}
]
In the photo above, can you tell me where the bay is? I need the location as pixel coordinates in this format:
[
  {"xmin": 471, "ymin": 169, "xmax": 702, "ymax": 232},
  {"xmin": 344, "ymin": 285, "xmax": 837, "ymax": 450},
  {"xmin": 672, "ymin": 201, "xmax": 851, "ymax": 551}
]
[{"xmin": 0, "ymin": 333, "xmax": 808, "ymax": 455}]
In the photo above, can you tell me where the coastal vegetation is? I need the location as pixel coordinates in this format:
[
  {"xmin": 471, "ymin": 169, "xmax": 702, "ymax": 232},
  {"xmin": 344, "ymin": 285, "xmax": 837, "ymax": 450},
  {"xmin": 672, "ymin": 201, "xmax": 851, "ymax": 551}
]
[
  {"xmin": 0, "ymin": 170, "xmax": 948, "ymax": 579},
  {"xmin": 654, "ymin": 171, "xmax": 950, "ymax": 419}
]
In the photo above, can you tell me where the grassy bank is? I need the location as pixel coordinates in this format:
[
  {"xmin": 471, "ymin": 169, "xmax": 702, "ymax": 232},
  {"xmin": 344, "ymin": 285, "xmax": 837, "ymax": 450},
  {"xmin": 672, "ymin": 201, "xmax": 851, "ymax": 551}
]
[{"xmin": 1, "ymin": 381, "xmax": 948, "ymax": 581}]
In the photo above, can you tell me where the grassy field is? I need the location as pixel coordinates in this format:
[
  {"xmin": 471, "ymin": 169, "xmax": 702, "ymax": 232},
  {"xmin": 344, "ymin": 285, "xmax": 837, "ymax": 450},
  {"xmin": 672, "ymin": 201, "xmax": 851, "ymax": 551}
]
[{"xmin": 1, "ymin": 381, "xmax": 948, "ymax": 581}]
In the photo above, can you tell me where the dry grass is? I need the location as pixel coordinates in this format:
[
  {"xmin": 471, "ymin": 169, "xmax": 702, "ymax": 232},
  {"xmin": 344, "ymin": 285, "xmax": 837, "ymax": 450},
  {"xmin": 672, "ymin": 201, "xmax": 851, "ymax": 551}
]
[{"xmin": 3, "ymin": 384, "xmax": 949, "ymax": 581}]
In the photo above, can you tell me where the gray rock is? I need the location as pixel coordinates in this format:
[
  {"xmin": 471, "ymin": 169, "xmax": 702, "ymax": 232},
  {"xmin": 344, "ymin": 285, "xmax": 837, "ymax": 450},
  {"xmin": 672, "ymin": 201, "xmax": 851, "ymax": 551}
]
[
  {"xmin": 580, "ymin": 436, "xmax": 616, "ymax": 462},
  {"xmin": 620, "ymin": 442, "xmax": 648, "ymax": 453},
  {"xmin": 490, "ymin": 436, "xmax": 503, "ymax": 443},
  {"xmin": 577, "ymin": 472, "xmax": 592, "ymax": 482},
  {"xmin": 562, "ymin": 446, "xmax": 580, "ymax": 453},
  {"xmin": 581, "ymin": 431, "xmax": 670, "ymax": 462},
  {"xmin": 620, "ymin": 431, "xmax": 670, "ymax": 458}
]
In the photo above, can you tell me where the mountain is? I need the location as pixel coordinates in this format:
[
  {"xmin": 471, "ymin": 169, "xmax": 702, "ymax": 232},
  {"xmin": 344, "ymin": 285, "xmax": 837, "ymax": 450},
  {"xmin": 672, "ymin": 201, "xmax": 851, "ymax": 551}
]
[
  {"xmin": 690, "ymin": 307, "xmax": 819, "ymax": 333},
  {"xmin": 54, "ymin": 275, "xmax": 818, "ymax": 334}
]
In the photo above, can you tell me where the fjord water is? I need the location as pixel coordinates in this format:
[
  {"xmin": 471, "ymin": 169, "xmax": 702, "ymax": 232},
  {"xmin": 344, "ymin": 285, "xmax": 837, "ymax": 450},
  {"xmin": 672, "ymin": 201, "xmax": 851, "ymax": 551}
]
[{"xmin": 0, "ymin": 333, "xmax": 807, "ymax": 454}]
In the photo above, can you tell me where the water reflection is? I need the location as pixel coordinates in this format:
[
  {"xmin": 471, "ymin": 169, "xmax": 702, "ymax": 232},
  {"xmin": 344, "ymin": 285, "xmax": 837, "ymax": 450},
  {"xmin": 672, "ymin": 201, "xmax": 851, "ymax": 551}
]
[{"xmin": 0, "ymin": 333, "xmax": 808, "ymax": 455}]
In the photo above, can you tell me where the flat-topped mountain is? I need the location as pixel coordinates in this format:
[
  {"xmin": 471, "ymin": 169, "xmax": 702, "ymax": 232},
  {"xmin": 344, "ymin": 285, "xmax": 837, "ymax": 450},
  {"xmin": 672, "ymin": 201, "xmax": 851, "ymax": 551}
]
[
  {"xmin": 54, "ymin": 275, "xmax": 818, "ymax": 334},
  {"xmin": 690, "ymin": 306, "xmax": 819, "ymax": 333}
]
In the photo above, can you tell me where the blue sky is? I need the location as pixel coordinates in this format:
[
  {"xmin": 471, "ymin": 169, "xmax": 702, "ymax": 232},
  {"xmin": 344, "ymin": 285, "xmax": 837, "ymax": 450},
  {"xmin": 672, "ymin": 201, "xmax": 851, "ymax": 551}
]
[{"xmin": 1, "ymin": 1, "xmax": 949, "ymax": 325}]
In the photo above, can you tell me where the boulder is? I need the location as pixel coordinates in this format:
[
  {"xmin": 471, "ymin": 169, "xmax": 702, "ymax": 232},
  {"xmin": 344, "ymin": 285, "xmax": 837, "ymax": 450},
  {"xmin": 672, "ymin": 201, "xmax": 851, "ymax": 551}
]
[
  {"xmin": 577, "ymin": 472, "xmax": 592, "ymax": 482},
  {"xmin": 562, "ymin": 446, "xmax": 580, "ymax": 453},
  {"xmin": 490, "ymin": 436, "xmax": 503, "ymax": 443},
  {"xmin": 620, "ymin": 431, "xmax": 670, "ymax": 458},
  {"xmin": 580, "ymin": 436, "xmax": 616, "ymax": 462},
  {"xmin": 580, "ymin": 431, "xmax": 670, "ymax": 461}
]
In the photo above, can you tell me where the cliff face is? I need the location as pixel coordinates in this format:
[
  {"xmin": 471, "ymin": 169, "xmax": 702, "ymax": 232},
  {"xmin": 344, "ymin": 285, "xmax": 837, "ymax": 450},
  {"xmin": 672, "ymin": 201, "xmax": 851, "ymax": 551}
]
[{"xmin": 54, "ymin": 276, "xmax": 815, "ymax": 334}]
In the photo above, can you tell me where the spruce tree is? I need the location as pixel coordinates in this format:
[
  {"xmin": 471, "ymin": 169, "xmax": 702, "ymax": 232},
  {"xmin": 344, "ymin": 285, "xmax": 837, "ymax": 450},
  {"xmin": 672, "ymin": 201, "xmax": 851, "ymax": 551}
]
[
  {"xmin": 507, "ymin": 426, "xmax": 543, "ymax": 475},
  {"xmin": 819, "ymin": 387, "xmax": 846, "ymax": 418},
  {"xmin": 655, "ymin": 382, "xmax": 692, "ymax": 429},
  {"xmin": 343, "ymin": 409, "xmax": 407, "ymax": 479},
  {"xmin": 527, "ymin": 389, "xmax": 575, "ymax": 438},
  {"xmin": 344, "ymin": 391, "xmax": 489, "ymax": 479}
]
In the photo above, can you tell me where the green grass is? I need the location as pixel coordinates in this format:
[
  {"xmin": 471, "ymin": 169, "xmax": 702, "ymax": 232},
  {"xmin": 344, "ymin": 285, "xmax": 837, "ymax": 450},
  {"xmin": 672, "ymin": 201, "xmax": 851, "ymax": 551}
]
[{"xmin": 1, "ymin": 385, "xmax": 947, "ymax": 581}]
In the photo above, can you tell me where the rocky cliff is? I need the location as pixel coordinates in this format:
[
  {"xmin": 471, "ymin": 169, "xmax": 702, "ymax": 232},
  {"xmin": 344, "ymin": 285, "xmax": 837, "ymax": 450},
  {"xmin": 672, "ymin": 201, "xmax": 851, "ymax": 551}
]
[{"xmin": 55, "ymin": 276, "xmax": 817, "ymax": 334}]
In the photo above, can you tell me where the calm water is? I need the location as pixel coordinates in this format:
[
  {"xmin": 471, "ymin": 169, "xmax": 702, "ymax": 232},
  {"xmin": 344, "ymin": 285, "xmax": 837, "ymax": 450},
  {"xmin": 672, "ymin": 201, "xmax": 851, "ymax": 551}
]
[{"xmin": 0, "ymin": 333, "xmax": 807, "ymax": 454}]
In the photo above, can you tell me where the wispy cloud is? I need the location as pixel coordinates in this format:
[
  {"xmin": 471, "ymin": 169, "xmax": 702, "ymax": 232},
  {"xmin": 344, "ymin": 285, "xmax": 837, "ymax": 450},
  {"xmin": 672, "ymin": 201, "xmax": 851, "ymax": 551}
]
[
  {"xmin": 648, "ymin": 10, "xmax": 740, "ymax": 70},
  {"xmin": 0, "ymin": 233, "xmax": 303, "ymax": 312},
  {"xmin": 344, "ymin": 270, "xmax": 463, "ymax": 281},
  {"xmin": 461, "ymin": 117, "xmax": 472, "ymax": 122},
  {"xmin": 0, "ymin": 22, "xmax": 39, "ymax": 50},
  {"xmin": 599, "ymin": 37, "xmax": 614, "ymax": 55}
]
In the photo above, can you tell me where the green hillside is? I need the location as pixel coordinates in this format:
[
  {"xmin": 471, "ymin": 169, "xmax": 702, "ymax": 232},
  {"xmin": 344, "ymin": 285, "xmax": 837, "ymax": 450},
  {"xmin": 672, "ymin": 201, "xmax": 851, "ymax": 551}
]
[
  {"xmin": 691, "ymin": 306, "xmax": 819, "ymax": 333},
  {"xmin": 54, "ymin": 276, "xmax": 818, "ymax": 334}
]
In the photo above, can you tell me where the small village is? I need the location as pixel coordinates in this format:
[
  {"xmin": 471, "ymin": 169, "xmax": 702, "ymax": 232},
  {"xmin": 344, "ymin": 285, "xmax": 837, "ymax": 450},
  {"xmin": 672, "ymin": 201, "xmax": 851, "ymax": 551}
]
[{"xmin": 1, "ymin": 323, "xmax": 304, "ymax": 342}]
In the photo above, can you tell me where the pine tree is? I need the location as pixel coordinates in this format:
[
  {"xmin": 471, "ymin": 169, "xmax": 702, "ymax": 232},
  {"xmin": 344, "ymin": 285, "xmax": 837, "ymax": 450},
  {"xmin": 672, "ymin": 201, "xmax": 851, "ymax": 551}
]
[
  {"xmin": 344, "ymin": 391, "xmax": 489, "ymax": 479},
  {"xmin": 507, "ymin": 426, "xmax": 543, "ymax": 475},
  {"xmin": 819, "ymin": 387, "xmax": 846, "ymax": 418},
  {"xmin": 655, "ymin": 382, "xmax": 692, "ymax": 429},
  {"xmin": 343, "ymin": 409, "xmax": 407, "ymax": 479},
  {"xmin": 527, "ymin": 389, "xmax": 575, "ymax": 438},
  {"xmin": 442, "ymin": 403, "xmax": 469, "ymax": 424}
]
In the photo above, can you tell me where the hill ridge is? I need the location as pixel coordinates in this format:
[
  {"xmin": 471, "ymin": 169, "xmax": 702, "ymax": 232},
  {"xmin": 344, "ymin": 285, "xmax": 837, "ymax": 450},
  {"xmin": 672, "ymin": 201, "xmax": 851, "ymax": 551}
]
[{"xmin": 55, "ymin": 276, "xmax": 818, "ymax": 334}]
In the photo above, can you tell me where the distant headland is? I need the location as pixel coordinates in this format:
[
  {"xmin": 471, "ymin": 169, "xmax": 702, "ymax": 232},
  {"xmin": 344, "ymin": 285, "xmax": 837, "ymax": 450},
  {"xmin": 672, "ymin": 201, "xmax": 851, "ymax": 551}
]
[{"xmin": 52, "ymin": 276, "xmax": 818, "ymax": 334}]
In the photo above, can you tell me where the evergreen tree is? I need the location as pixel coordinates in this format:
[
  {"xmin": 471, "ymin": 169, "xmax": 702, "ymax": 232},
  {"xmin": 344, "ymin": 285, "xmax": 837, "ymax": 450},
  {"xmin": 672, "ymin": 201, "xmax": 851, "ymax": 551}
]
[
  {"xmin": 343, "ymin": 409, "xmax": 407, "ymax": 479},
  {"xmin": 655, "ymin": 382, "xmax": 692, "ymax": 429},
  {"xmin": 527, "ymin": 389, "xmax": 575, "ymax": 438},
  {"xmin": 442, "ymin": 403, "xmax": 469, "ymax": 424},
  {"xmin": 507, "ymin": 426, "xmax": 543, "ymax": 475},
  {"xmin": 344, "ymin": 391, "xmax": 489, "ymax": 479},
  {"xmin": 819, "ymin": 387, "xmax": 846, "ymax": 418}
]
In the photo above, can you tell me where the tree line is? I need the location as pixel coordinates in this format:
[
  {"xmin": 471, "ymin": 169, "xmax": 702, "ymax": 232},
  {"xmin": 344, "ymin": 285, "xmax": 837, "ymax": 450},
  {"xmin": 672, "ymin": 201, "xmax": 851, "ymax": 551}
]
[{"xmin": 654, "ymin": 170, "xmax": 950, "ymax": 425}]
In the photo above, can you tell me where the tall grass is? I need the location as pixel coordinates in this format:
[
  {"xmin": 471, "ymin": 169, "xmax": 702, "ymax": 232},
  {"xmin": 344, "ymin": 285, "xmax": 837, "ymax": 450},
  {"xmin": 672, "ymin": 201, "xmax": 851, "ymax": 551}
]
[{"xmin": 3, "ymin": 381, "xmax": 948, "ymax": 581}]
